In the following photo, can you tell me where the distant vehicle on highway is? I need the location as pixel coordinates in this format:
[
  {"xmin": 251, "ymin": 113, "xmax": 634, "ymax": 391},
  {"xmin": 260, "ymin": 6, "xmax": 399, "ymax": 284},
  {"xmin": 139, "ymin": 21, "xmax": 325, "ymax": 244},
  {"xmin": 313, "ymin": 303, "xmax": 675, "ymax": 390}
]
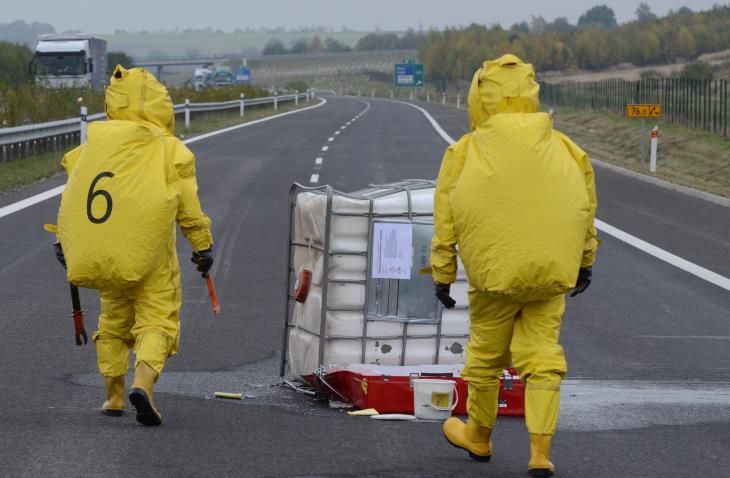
[
  {"xmin": 212, "ymin": 67, "xmax": 234, "ymax": 87},
  {"xmin": 193, "ymin": 68, "xmax": 213, "ymax": 90},
  {"xmin": 234, "ymin": 67, "xmax": 252, "ymax": 85},
  {"xmin": 30, "ymin": 34, "xmax": 107, "ymax": 89}
]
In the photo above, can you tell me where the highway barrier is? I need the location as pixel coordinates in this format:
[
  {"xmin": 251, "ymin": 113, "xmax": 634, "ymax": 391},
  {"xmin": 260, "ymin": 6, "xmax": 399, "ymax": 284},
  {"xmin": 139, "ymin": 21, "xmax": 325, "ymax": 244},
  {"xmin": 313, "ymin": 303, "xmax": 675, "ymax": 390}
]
[
  {"xmin": 0, "ymin": 92, "xmax": 307, "ymax": 162},
  {"xmin": 540, "ymin": 78, "xmax": 729, "ymax": 138}
]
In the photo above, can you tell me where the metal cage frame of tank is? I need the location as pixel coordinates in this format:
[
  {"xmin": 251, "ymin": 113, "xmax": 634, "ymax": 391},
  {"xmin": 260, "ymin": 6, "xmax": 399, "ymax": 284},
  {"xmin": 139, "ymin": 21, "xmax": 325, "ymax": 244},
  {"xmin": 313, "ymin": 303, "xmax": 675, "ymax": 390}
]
[{"xmin": 279, "ymin": 180, "xmax": 469, "ymax": 377}]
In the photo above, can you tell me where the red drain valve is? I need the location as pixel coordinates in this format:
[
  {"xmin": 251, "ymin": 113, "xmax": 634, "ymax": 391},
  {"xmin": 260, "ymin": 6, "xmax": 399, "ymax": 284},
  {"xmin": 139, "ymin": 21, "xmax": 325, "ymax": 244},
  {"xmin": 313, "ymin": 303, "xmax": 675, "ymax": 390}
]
[{"xmin": 293, "ymin": 269, "xmax": 312, "ymax": 303}]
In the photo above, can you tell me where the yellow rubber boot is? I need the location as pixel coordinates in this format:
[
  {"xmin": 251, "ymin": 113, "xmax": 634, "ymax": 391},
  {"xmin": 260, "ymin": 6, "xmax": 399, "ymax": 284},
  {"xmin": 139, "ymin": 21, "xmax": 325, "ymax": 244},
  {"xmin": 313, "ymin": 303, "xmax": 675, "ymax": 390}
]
[
  {"xmin": 528, "ymin": 434, "xmax": 555, "ymax": 477},
  {"xmin": 101, "ymin": 375, "xmax": 125, "ymax": 417},
  {"xmin": 443, "ymin": 418, "xmax": 492, "ymax": 462},
  {"xmin": 129, "ymin": 361, "xmax": 162, "ymax": 426}
]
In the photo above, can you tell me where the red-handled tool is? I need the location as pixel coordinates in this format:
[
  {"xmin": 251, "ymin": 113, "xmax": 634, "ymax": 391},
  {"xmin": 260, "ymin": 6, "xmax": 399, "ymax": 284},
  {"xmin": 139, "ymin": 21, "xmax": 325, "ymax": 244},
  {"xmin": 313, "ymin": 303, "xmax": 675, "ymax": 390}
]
[
  {"xmin": 69, "ymin": 284, "xmax": 88, "ymax": 345},
  {"xmin": 203, "ymin": 273, "xmax": 221, "ymax": 316}
]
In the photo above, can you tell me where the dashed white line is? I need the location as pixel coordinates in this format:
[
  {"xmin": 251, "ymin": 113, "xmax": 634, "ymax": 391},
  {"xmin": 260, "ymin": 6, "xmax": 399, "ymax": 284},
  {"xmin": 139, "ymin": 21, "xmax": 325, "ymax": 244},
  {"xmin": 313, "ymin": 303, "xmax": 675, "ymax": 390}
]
[
  {"xmin": 334, "ymin": 131, "xmax": 340, "ymax": 135},
  {"xmin": 315, "ymin": 157, "xmax": 323, "ymax": 165},
  {"xmin": 310, "ymin": 174, "xmax": 319, "ymax": 183},
  {"xmin": 328, "ymin": 137, "xmax": 334, "ymax": 142},
  {"xmin": 321, "ymin": 146, "xmax": 329, "ymax": 152}
]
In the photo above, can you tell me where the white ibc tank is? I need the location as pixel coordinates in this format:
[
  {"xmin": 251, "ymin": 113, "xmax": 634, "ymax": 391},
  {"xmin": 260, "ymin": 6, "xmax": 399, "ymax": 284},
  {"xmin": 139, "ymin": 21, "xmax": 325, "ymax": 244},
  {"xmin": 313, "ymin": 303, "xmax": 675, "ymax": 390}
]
[{"xmin": 285, "ymin": 181, "xmax": 470, "ymax": 379}]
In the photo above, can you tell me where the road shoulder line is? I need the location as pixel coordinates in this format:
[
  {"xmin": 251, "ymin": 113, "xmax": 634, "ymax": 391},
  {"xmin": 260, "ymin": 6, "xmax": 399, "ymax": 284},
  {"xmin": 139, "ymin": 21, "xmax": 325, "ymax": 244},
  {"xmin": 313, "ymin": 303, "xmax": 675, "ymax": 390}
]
[
  {"xmin": 396, "ymin": 99, "xmax": 730, "ymax": 291},
  {"xmin": 0, "ymin": 98, "xmax": 328, "ymax": 220}
]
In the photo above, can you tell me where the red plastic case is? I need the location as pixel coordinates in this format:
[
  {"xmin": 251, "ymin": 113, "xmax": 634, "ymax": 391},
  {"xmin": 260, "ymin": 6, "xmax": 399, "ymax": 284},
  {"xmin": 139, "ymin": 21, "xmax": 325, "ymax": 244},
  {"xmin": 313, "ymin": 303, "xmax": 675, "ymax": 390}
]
[{"xmin": 307, "ymin": 366, "xmax": 525, "ymax": 416}]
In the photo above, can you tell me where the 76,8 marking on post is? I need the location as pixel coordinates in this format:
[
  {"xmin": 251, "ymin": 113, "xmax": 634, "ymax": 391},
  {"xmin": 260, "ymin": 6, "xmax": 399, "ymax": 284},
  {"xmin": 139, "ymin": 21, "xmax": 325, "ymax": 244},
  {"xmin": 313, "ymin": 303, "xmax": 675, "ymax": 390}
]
[{"xmin": 626, "ymin": 104, "xmax": 662, "ymax": 118}]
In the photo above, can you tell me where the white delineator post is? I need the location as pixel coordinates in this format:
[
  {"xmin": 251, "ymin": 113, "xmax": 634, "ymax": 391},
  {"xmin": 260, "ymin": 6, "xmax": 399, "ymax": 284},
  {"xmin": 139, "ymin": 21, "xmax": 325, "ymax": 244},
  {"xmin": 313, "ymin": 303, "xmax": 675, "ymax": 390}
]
[
  {"xmin": 371, "ymin": 89, "xmax": 375, "ymax": 98},
  {"xmin": 650, "ymin": 125, "xmax": 659, "ymax": 173},
  {"xmin": 427, "ymin": 92, "xmax": 430, "ymax": 103},
  {"xmin": 274, "ymin": 92, "xmax": 278, "ymax": 111},
  {"xmin": 442, "ymin": 93, "xmax": 446, "ymax": 105},
  {"xmin": 295, "ymin": 91, "xmax": 299, "ymax": 106},
  {"xmin": 240, "ymin": 93, "xmax": 245, "ymax": 117},
  {"xmin": 390, "ymin": 89, "xmax": 394, "ymax": 100},
  {"xmin": 409, "ymin": 90, "xmax": 414, "ymax": 102},
  {"xmin": 457, "ymin": 94, "xmax": 461, "ymax": 108},
  {"xmin": 184, "ymin": 99, "xmax": 190, "ymax": 130},
  {"xmin": 80, "ymin": 106, "xmax": 88, "ymax": 144}
]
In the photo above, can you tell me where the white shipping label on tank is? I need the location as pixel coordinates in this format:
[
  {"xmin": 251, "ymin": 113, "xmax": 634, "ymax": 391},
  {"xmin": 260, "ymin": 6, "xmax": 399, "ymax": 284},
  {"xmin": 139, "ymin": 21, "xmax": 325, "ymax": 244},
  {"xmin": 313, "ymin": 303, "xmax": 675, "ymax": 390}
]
[{"xmin": 372, "ymin": 223, "xmax": 412, "ymax": 280}]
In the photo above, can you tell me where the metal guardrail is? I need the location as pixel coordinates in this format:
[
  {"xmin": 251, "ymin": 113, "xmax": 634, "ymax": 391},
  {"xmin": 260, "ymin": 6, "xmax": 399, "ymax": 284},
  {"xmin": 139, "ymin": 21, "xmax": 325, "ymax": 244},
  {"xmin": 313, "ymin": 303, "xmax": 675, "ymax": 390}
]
[{"xmin": 0, "ymin": 92, "xmax": 308, "ymax": 162}]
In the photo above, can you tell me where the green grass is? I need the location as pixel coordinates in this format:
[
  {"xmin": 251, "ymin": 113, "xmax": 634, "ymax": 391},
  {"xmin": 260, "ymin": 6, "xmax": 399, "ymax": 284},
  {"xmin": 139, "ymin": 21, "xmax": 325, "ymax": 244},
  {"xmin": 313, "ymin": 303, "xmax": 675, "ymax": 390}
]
[
  {"xmin": 550, "ymin": 106, "xmax": 730, "ymax": 198},
  {"xmin": 0, "ymin": 100, "xmax": 311, "ymax": 195},
  {"xmin": 0, "ymin": 150, "xmax": 66, "ymax": 193}
]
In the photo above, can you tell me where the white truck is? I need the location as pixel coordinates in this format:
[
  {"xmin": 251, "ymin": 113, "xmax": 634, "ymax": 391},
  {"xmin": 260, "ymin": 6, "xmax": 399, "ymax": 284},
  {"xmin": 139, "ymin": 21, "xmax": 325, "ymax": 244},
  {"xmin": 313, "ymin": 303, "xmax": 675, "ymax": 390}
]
[
  {"xmin": 30, "ymin": 34, "xmax": 107, "ymax": 89},
  {"xmin": 193, "ymin": 68, "xmax": 213, "ymax": 90}
]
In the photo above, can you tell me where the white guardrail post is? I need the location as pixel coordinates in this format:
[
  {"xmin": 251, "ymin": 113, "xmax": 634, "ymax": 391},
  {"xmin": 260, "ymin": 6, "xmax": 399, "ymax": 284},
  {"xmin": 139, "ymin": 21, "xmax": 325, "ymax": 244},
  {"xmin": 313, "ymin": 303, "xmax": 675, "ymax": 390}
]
[
  {"xmin": 80, "ymin": 106, "xmax": 88, "ymax": 144},
  {"xmin": 1, "ymin": 94, "xmax": 291, "ymax": 154},
  {"xmin": 184, "ymin": 99, "xmax": 190, "ymax": 130},
  {"xmin": 650, "ymin": 125, "xmax": 659, "ymax": 173}
]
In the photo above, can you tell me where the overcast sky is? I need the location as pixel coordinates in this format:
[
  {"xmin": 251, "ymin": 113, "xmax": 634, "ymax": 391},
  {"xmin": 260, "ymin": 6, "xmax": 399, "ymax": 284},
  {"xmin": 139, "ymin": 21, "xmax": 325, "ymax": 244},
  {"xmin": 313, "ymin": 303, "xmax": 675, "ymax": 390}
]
[{"xmin": 4, "ymin": 0, "xmax": 724, "ymax": 33}]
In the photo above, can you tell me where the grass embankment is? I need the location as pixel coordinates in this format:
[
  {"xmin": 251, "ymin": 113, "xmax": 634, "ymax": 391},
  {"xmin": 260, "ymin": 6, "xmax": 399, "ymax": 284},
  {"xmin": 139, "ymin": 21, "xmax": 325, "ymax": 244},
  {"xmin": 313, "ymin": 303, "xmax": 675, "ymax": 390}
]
[
  {"xmin": 551, "ymin": 107, "xmax": 730, "ymax": 198},
  {"xmin": 0, "ymin": 100, "xmax": 311, "ymax": 195}
]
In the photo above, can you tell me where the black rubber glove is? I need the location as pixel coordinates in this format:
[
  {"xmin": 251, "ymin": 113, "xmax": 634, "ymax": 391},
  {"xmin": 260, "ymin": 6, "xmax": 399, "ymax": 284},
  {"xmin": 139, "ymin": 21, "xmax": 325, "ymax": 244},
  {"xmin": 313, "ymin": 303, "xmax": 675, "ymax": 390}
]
[
  {"xmin": 570, "ymin": 267, "xmax": 592, "ymax": 297},
  {"xmin": 191, "ymin": 247, "xmax": 214, "ymax": 276},
  {"xmin": 53, "ymin": 242, "xmax": 67, "ymax": 269},
  {"xmin": 434, "ymin": 282, "xmax": 456, "ymax": 308}
]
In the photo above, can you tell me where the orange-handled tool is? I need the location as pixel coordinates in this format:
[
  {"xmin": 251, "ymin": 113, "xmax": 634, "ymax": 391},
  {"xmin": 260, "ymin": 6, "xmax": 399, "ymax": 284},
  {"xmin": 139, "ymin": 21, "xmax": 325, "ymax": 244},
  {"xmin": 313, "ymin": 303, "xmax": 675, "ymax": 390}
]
[{"xmin": 203, "ymin": 273, "xmax": 221, "ymax": 316}]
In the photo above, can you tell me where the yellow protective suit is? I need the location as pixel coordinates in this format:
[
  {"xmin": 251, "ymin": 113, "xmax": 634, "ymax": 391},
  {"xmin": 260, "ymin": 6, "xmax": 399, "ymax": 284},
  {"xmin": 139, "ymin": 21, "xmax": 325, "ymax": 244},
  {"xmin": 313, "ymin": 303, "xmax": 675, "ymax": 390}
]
[
  {"xmin": 58, "ymin": 65, "xmax": 212, "ymax": 379},
  {"xmin": 431, "ymin": 54, "xmax": 599, "ymax": 435}
]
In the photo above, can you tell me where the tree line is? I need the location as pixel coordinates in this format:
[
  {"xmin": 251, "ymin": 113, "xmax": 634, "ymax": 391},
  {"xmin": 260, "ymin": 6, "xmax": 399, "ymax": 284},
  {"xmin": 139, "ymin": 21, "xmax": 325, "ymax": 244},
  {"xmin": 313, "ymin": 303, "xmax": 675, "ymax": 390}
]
[
  {"xmin": 418, "ymin": 4, "xmax": 730, "ymax": 91},
  {"xmin": 262, "ymin": 29, "xmax": 422, "ymax": 55}
]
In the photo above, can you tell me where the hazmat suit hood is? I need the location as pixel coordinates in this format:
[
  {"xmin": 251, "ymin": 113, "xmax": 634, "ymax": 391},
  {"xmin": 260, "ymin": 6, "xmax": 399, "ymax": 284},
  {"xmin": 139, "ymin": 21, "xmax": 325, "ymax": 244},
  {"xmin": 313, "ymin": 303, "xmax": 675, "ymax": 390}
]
[
  {"xmin": 467, "ymin": 54, "xmax": 540, "ymax": 130},
  {"xmin": 105, "ymin": 65, "xmax": 176, "ymax": 135}
]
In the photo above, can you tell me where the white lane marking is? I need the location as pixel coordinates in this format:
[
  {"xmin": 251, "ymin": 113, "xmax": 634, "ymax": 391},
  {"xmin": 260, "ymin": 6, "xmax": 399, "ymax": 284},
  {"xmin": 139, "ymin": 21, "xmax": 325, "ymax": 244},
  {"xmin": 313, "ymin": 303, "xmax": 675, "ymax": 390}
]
[
  {"xmin": 328, "ymin": 137, "xmax": 334, "ymax": 142},
  {"xmin": 183, "ymin": 98, "xmax": 327, "ymax": 146},
  {"xmin": 347, "ymin": 122, "xmax": 351, "ymax": 125},
  {"xmin": 310, "ymin": 174, "xmax": 319, "ymax": 183},
  {"xmin": 0, "ymin": 185, "xmax": 66, "ymax": 220},
  {"xmin": 595, "ymin": 219, "xmax": 730, "ymax": 290},
  {"xmin": 340, "ymin": 126, "xmax": 346, "ymax": 130},
  {"xmin": 334, "ymin": 131, "xmax": 340, "ymax": 135},
  {"xmin": 0, "ymin": 98, "xmax": 329, "ymax": 220},
  {"xmin": 315, "ymin": 157, "xmax": 323, "ymax": 165},
  {"xmin": 321, "ymin": 146, "xmax": 329, "ymax": 152},
  {"xmin": 634, "ymin": 335, "xmax": 730, "ymax": 340},
  {"xmin": 398, "ymin": 100, "xmax": 730, "ymax": 292}
]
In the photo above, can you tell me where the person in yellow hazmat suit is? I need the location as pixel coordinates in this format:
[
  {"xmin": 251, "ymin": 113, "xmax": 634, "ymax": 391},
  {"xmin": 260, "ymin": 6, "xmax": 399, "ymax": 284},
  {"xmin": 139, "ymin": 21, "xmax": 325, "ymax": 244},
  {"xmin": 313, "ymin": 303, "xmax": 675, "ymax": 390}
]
[
  {"xmin": 54, "ymin": 65, "xmax": 213, "ymax": 426},
  {"xmin": 431, "ymin": 54, "xmax": 599, "ymax": 476}
]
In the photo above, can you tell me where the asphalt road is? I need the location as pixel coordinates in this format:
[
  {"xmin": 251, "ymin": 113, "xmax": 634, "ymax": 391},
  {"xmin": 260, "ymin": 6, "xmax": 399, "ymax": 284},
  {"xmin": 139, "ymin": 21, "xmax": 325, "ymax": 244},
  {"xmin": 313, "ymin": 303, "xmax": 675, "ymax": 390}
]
[{"xmin": 0, "ymin": 96, "xmax": 728, "ymax": 477}]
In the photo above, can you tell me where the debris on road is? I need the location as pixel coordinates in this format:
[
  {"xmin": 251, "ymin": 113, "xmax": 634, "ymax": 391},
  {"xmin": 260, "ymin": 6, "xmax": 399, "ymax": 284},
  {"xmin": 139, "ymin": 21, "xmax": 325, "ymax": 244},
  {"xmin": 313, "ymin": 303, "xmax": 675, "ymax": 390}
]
[
  {"xmin": 347, "ymin": 408, "xmax": 379, "ymax": 417},
  {"xmin": 214, "ymin": 392, "xmax": 243, "ymax": 400},
  {"xmin": 370, "ymin": 414, "xmax": 417, "ymax": 421}
]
